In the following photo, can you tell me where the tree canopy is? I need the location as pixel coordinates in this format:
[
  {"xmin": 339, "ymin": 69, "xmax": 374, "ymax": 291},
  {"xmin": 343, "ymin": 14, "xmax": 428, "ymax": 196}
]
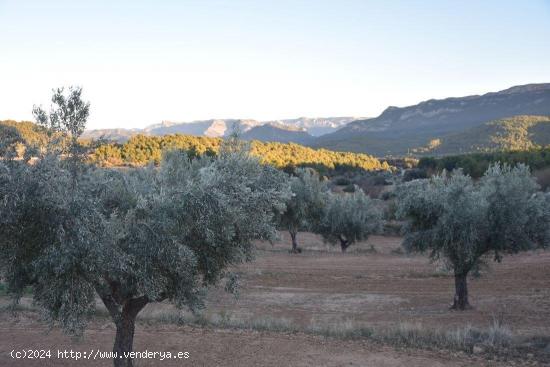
[{"xmin": 318, "ymin": 191, "xmax": 382, "ymax": 252}]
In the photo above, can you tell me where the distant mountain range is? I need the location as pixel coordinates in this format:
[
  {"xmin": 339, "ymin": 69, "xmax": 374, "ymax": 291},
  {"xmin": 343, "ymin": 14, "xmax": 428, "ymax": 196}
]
[
  {"xmin": 241, "ymin": 122, "xmax": 314, "ymax": 145},
  {"xmin": 314, "ymin": 83, "xmax": 550, "ymax": 156},
  {"xmin": 144, "ymin": 119, "xmax": 260, "ymax": 137},
  {"xmin": 82, "ymin": 117, "xmax": 360, "ymax": 144},
  {"xmin": 82, "ymin": 83, "xmax": 550, "ymax": 157},
  {"xmin": 262, "ymin": 117, "xmax": 359, "ymax": 137}
]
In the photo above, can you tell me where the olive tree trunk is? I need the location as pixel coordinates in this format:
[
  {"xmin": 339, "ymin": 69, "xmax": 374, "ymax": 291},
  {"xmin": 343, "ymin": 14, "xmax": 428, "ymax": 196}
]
[
  {"xmin": 289, "ymin": 230, "xmax": 301, "ymax": 253},
  {"xmin": 338, "ymin": 235, "xmax": 350, "ymax": 253},
  {"xmin": 451, "ymin": 272, "xmax": 470, "ymax": 310},
  {"xmin": 99, "ymin": 292, "xmax": 149, "ymax": 367},
  {"xmin": 113, "ymin": 312, "xmax": 137, "ymax": 367}
]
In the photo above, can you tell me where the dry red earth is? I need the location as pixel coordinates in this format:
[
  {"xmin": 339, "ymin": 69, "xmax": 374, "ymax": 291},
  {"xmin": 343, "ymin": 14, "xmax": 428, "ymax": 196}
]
[
  {"xmin": 205, "ymin": 234, "xmax": 550, "ymax": 335},
  {"xmin": 1, "ymin": 234, "xmax": 549, "ymax": 366}
]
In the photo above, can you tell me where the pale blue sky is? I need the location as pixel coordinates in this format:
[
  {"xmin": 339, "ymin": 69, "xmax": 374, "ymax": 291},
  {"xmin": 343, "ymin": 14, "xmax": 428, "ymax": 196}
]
[{"xmin": 1, "ymin": 0, "xmax": 549, "ymax": 129}]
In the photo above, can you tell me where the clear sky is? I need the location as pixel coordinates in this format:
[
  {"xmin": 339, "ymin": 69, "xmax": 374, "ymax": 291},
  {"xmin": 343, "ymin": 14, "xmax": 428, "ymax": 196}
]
[{"xmin": 1, "ymin": 0, "xmax": 549, "ymax": 130}]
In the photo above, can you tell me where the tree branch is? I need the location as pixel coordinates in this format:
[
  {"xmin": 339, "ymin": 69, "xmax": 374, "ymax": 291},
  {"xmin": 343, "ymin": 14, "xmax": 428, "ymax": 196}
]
[{"xmin": 124, "ymin": 296, "xmax": 149, "ymax": 319}]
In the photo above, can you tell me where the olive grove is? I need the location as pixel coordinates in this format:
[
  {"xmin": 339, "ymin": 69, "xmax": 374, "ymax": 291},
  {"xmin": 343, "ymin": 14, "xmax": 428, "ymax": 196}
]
[
  {"xmin": 0, "ymin": 88, "xmax": 291, "ymax": 367},
  {"xmin": 396, "ymin": 165, "xmax": 550, "ymax": 310}
]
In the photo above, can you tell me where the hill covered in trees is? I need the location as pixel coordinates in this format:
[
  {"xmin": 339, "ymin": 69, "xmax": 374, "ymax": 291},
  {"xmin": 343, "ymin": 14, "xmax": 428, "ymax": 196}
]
[
  {"xmin": 91, "ymin": 134, "xmax": 390, "ymax": 173},
  {"xmin": 418, "ymin": 148, "xmax": 550, "ymax": 180},
  {"xmin": 412, "ymin": 115, "xmax": 550, "ymax": 155},
  {"xmin": 0, "ymin": 120, "xmax": 49, "ymax": 151},
  {"xmin": 314, "ymin": 83, "xmax": 550, "ymax": 156}
]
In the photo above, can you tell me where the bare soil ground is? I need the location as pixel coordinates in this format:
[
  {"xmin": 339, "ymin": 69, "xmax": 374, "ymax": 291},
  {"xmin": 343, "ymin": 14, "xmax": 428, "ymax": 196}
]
[
  {"xmin": 1, "ymin": 233, "xmax": 549, "ymax": 366},
  {"xmin": 205, "ymin": 234, "xmax": 550, "ymax": 335}
]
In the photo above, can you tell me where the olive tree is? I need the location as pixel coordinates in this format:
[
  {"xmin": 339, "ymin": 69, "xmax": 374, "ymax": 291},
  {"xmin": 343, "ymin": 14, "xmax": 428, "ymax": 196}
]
[
  {"xmin": 318, "ymin": 191, "xmax": 382, "ymax": 252},
  {"xmin": 396, "ymin": 164, "xmax": 550, "ymax": 310},
  {"xmin": 279, "ymin": 168, "xmax": 328, "ymax": 253},
  {"xmin": 32, "ymin": 86, "xmax": 90, "ymax": 160},
  {"xmin": 0, "ymin": 88, "xmax": 291, "ymax": 367}
]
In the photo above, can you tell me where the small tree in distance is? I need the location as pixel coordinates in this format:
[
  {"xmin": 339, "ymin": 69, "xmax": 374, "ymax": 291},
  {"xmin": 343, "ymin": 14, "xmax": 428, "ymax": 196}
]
[
  {"xmin": 32, "ymin": 86, "xmax": 90, "ymax": 160},
  {"xmin": 279, "ymin": 168, "xmax": 328, "ymax": 253},
  {"xmin": 396, "ymin": 164, "xmax": 550, "ymax": 310},
  {"xmin": 318, "ymin": 191, "xmax": 382, "ymax": 252}
]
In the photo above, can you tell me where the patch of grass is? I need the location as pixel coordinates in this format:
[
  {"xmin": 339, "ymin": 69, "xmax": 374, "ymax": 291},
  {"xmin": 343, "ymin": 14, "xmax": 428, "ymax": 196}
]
[
  {"xmin": 308, "ymin": 319, "xmax": 374, "ymax": 339},
  {"xmin": 140, "ymin": 309, "xmax": 298, "ymax": 333},
  {"xmin": 138, "ymin": 309, "xmax": 548, "ymax": 363},
  {"xmin": 308, "ymin": 319, "xmax": 542, "ymax": 361},
  {"xmin": 373, "ymin": 322, "xmax": 487, "ymax": 351}
]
